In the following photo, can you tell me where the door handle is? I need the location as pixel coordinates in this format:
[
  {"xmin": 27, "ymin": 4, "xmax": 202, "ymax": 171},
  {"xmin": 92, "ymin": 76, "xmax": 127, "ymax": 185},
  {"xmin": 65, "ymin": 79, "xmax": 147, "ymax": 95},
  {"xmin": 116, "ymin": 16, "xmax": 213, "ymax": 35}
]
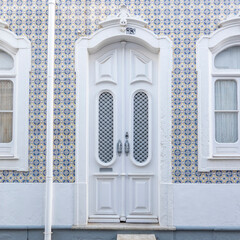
[
  {"xmin": 117, "ymin": 140, "xmax": 122, "ymax": 156},
  {"xmin": 125, "ymin": 132, "xmax": 130, "ymax": 156}
]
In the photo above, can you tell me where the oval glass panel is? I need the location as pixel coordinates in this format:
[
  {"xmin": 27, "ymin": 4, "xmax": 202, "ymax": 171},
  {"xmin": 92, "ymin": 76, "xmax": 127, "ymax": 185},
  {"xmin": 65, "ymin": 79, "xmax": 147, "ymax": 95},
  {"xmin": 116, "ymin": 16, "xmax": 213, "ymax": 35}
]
[
  {"xmin": 133, "ymin": 92, "xmax": 149, "ymax": 163},
  {"xmin": 215, "ymin": 46, "xmax": 240, "ymax": 69},
  {"xmin": 98, "ymin": 92, "xmax": 114, "ymax": 164},
  {"xmin": 0, "ymin": 50, "xmax": 14, "ymax": 70}
]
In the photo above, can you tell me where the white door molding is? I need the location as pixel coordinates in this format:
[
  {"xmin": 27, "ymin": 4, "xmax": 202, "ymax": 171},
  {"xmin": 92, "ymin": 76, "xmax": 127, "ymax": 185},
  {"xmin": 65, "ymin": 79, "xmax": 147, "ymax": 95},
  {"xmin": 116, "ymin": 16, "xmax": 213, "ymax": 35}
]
[{"xmin": 75, "ymin": 5, "xmax": 173, "ymax": 226}]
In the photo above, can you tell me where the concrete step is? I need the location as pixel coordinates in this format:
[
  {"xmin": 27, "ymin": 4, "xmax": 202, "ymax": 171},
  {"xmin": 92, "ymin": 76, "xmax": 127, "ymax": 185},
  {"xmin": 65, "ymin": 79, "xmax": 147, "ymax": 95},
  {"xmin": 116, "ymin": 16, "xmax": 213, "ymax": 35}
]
[{"xmin": 117, "ymin": 234, "xmax": 156, "ymax": 240}]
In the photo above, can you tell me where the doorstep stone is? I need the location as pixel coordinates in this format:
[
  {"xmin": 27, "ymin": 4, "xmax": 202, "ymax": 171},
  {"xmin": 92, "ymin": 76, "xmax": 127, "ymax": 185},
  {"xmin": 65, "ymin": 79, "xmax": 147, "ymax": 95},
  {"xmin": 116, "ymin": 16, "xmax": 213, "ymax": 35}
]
[{"xmin": 117, "ymin": 234, "xmax": 156, "ymax": 240}]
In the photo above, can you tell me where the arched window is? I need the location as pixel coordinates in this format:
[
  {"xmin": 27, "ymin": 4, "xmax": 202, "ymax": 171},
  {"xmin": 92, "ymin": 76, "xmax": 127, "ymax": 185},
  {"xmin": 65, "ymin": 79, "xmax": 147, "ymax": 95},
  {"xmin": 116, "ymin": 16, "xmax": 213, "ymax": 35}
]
[
  {"xmin": 0, "ymin": 20, "xmax": 31, "ymax": 171},
  {"xmin": 197, "ymin": 16, "xmax": 240, "ymax": 171}
]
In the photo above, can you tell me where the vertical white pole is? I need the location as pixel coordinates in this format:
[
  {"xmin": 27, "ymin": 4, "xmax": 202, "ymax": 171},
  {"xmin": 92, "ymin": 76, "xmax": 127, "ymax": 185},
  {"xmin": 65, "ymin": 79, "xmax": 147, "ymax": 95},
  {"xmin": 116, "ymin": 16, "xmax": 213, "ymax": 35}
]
[{"xmin": 44, "ymin": 0, "xmax": 55, "ymax": 240}]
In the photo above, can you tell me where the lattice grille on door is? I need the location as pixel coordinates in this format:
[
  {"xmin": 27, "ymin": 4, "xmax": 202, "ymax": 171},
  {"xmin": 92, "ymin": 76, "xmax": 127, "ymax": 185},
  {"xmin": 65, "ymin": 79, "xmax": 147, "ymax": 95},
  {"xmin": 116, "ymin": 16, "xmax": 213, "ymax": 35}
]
[
  {"xmin": 98, "ymin": 92, "xmax": 114, "ymax": 163},
  {"xmin": 133, "ymin": 92, "xmax": 149, "ymax": 163}
]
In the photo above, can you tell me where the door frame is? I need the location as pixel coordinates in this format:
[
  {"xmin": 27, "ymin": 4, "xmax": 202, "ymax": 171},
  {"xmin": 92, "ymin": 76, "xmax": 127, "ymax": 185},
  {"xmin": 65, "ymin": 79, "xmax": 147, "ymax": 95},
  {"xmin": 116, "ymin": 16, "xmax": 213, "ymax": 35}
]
[{"xmin": 75, "ymin": 5, "xmax": 173, "ymax": 227}]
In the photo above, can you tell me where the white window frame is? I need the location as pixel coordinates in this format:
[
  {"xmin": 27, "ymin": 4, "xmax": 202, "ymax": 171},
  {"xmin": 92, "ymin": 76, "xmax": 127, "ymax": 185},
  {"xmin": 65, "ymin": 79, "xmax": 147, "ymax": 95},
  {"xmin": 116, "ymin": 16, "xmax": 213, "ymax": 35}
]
[
  {"xmin": 0, "ymin": 20, "xmax": 31, "ymax": 171},
  {"xmin": 197, "ymin": 15, "xmax": 240, "ymax": 171}
]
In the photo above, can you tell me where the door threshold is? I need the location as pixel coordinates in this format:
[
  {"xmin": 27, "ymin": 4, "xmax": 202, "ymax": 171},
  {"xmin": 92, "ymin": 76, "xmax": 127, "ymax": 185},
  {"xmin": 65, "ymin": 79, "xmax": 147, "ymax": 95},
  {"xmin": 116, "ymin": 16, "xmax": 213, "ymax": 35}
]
[{"xmin": 72, "ymin": 223, "xmax": 176, "ymax": 231}]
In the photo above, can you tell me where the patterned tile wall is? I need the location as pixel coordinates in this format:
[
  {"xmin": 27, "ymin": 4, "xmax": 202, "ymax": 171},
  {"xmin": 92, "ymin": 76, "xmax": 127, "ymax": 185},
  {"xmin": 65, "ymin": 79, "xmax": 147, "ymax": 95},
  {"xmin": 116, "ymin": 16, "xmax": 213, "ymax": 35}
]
[{"xmin": 0, "ymin": 0, "xmax": 240, "ymax": 183}]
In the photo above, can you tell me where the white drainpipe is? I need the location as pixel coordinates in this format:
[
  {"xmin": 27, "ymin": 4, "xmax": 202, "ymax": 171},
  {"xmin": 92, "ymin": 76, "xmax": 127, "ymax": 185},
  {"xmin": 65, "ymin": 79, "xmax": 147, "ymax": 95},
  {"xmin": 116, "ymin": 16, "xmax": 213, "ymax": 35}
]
[{"xmin": 44, "ymin": 0, "xmax": 55, "ymax": 240}]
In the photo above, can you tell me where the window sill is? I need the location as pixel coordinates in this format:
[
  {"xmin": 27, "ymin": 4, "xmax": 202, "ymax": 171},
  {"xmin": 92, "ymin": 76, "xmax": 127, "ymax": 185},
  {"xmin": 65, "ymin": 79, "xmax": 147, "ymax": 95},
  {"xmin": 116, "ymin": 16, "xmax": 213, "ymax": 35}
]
[
  {"xmin": 0, "ymin": 156, "xmax": 19, "ymax": 161},
  {"xmin": 199, "ymin": 155, "xmax": 240, "ymax": 172},
  {"xmin": 0, "ymin": 156, "xmax": 27, "ymax": 171},
  {"xmin": 208, "ymin": 156, "xmax": 240, "ymax": 161}
]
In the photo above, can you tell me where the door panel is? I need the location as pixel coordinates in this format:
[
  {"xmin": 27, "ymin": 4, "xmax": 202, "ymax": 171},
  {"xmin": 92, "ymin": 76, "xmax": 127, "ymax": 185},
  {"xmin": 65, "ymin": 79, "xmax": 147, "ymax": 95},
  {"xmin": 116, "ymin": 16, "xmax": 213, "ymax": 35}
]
[
  {"xmin": 95, "ymin": 49, "xmax": 118, "ymax": 84},
  {"xmin": 130, "ymin": 49, "xmax": 153, "ymax": 84},
  {"xmin": 89, "ymin": 43, "xmax": 121, "ymax": 222},
  {"xmin": 124, "ymin": 43, "xmax": 158, "ymax": 223},
  {"xmin": 89, "ymin": 42, "xmax": 158, "ymax": 223},
  {"xmin": 129, "ymin": 176, "xmax": 152, "ymax": 214},
  {"xmin": 95, "ymin": 176, "xmax": 118, "ymax": 214}
]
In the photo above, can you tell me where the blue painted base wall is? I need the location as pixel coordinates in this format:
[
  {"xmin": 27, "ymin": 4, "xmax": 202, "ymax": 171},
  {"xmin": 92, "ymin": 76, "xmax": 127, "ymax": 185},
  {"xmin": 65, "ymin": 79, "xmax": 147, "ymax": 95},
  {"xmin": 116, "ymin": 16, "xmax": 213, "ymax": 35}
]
[{"xmin": 1, "ymin": 229, "xmax": 240, "ymax": 240}]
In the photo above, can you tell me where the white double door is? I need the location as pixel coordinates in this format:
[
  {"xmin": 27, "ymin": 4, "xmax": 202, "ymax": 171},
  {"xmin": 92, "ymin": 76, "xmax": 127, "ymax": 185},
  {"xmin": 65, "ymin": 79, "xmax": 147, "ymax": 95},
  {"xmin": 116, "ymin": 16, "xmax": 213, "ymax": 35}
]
[{"xmin": 89, "ymin": 42, "xmax": 159, "ymax": 223}]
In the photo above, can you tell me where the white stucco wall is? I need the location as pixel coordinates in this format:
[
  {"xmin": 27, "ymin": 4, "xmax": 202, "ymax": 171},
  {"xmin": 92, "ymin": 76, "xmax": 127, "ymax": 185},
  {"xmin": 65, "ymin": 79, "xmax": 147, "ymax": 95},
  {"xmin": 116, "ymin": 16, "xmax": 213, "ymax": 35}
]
[
  {"xmin": 0, "ymin": 183, "xmax": 74, "ymax": 226},
  {"xmin": 1, "ymin": 183, "xmax": 240, "ymax": 227},
  {"xmin": 173, "ymin": 184, "xmax": 240, "ymax": 227}
]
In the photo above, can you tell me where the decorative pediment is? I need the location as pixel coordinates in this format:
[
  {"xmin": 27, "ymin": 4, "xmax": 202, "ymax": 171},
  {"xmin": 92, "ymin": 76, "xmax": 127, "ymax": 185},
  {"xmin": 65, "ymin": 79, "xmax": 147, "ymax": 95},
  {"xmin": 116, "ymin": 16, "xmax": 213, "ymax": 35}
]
[
  {"xmin": 0, "ymin": 20, "xmax": 9, "ymax": 29},
  {"xmin": 99, "ymin": 5, "xmax": 147, "ymax": 32},
  {"xmin": 0, "ymin": 19, "xmax": 30, "ymax": 56},
  {"xmin": 218, "ymin": 14, "xmax": 240, "ymax": 28}
]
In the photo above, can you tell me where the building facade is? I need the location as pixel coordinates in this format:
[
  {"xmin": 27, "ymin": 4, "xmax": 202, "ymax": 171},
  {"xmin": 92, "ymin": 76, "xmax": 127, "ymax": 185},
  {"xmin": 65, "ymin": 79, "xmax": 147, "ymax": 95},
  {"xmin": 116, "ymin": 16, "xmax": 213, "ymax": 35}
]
[{"xmin": 1, "ymin": 0, "xmax": 240, "ymax": 239}]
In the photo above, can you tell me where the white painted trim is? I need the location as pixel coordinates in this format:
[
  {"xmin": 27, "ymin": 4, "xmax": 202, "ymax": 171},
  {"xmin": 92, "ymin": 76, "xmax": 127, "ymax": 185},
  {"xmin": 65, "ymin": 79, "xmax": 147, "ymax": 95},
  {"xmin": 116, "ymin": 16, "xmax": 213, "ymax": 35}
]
[
  {"xmin": 218, "ymin": 13, "xmax": 240, "ymax": 28},
  {"xmin": 197, "ymin": 16, "xmax": 240, "ymax": 171},
  {"xmin": 0, "ymin": 20, "xmax": 31, "ymax": 171},
  {"xmin": 75, "ymin": 7, "xmax": 172, "ymax": 226},
  {"xmin": 75, "ymin": 45, "xmax": 89, "ymax": 226}
]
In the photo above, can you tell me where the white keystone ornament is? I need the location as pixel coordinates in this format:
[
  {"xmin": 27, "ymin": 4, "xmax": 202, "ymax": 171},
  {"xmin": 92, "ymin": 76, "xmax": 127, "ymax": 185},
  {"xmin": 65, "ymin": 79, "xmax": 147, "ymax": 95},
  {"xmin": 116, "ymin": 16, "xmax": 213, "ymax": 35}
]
[{"xmin": 118, "ymin": 5, "xmax": 130, "ymax": 32}]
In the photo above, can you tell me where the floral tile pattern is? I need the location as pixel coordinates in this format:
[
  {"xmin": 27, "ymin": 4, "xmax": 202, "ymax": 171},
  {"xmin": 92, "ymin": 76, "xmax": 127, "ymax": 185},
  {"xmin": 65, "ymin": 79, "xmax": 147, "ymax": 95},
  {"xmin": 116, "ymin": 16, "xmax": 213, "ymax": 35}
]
[{"xmin": 0, "ymin": 0, "xmax": 240, "ymax": 183}]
